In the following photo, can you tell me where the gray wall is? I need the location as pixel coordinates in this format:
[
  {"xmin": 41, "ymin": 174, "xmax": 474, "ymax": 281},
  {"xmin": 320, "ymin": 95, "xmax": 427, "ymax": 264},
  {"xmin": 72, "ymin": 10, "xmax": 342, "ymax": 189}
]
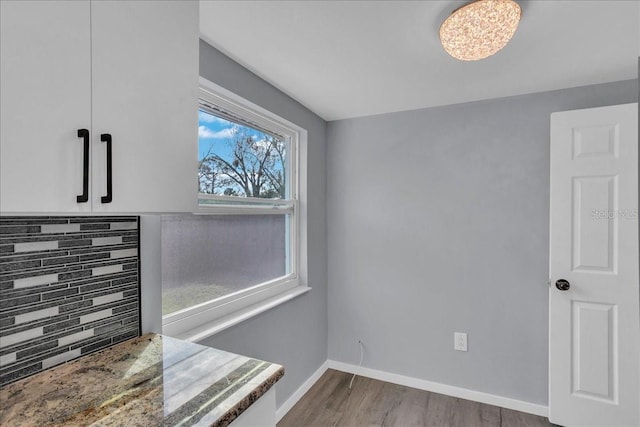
[
  {"xmin": 196, "ymin": 40, "xmax": 328, "ymax": 409},
  {"xmin": 327, "ymin": 79, "xmax": 638, "ymax": 406}
]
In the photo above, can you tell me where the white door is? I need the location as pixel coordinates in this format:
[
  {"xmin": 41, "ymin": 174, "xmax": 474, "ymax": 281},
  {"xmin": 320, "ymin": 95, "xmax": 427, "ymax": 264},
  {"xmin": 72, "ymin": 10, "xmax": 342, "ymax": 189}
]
[
  {"xmin": 549, "ymin": 103, "xmax": 639, "ymax": 426},
  {"xmin": 0, "ymin": 0, "xmax": 92, "ymax": 213},
  {"xmin": 90, "ymin": 0, "xmax": 198, "ymax": 213}
]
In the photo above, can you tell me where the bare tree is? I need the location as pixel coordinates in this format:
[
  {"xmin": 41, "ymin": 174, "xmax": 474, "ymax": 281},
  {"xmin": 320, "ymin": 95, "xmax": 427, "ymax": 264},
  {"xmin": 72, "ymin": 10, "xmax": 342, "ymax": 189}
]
[
  {"xmin": 199, "ymin": 126, "xmax": 286, "ymax": 198},
  {"xmin": 198, "ymin": 145, "xmax": 220, "ymax": 194}
]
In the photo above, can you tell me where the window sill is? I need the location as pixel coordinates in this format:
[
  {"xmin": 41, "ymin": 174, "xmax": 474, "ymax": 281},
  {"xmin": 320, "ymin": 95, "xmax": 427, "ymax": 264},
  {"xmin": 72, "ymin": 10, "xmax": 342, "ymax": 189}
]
[{"xmin": 165, "ymin": 286, "xmax": 311, "ymax": 343}]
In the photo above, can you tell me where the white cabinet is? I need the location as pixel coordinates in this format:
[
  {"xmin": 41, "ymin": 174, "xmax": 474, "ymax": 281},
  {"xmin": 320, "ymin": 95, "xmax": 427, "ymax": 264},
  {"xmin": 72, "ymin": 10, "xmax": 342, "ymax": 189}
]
[
  {"xmin": 1, "ymin": 1, "xmax": 92, "ymax": 213},
  {"xmin": 230, "ymin": 388, "xmax": 277, "ymax": 427},
  {"xmin": 90, "ymin": 1, "xmax": 198, "ymax": 213},
  {"xmin": 0, "ymin": 0, "xmax": 198, "ymax": 214}
]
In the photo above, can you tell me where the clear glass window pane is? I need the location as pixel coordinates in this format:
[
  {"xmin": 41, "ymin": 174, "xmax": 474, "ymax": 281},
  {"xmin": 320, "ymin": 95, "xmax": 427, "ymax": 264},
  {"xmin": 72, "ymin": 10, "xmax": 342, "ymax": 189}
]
[
  {"xmin": 198, "ymin": 109, "xmax": 289, "ymax": 199},
  {"xmin": 161, "ymin": 214, "xmax": 289, "ymax": 316}
]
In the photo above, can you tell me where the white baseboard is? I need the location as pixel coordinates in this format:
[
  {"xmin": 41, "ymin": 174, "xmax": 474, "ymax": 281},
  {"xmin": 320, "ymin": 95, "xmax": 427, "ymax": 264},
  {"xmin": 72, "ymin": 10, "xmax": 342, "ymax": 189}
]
[
  {"xmin": 275, "ymin": 359, "xmax": 548, "ymax": 421},
  {"xmin": 276, "ymin": 360, "xmax": 329, "ymax": 422},
  {"xmin": 326, "ymin": 360, "xmax": 549, "ymax": 418}
]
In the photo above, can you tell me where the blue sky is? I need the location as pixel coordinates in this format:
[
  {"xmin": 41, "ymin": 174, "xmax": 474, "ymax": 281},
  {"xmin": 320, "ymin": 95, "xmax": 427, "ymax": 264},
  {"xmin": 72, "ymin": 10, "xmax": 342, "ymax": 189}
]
[
  {"xmin": 198, "ymin": 109, "xmax": 287, "ymax": 197},
  {"xmin": 198, "ymin": 109, "xmax": 237, "ymax": 161},
  {"xmin": 198, "ymin": 109, "xmax": 274, "ymax": 162}
]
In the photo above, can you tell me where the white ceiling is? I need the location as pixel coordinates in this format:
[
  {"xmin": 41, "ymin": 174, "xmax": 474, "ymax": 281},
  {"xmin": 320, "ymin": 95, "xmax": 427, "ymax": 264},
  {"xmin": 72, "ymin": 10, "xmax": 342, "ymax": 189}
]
[{"xmin": 200, "ymin": 1, "xmax": 640, "ymax": 121}]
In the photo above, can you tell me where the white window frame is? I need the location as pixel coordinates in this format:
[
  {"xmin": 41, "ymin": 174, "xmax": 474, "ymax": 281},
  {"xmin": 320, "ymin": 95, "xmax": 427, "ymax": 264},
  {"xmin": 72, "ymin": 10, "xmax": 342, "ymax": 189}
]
[{"xmin": 161, "ymin": 77, "xmax": 310, "ymax": 342}]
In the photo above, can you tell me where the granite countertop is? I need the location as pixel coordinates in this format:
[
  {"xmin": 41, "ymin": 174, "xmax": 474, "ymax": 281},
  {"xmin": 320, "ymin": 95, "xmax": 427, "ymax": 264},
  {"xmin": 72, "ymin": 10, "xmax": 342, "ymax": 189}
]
[{"xmin": 0, "ymin": 333, "xmax": 284, "ymax": 427}]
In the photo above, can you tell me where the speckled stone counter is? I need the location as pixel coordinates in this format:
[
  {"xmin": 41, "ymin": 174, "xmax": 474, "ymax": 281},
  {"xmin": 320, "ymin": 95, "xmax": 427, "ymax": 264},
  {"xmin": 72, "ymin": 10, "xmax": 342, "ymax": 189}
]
[{"xmin": 0, "ymin": 333, "xmax": 284, "ymax": 426}]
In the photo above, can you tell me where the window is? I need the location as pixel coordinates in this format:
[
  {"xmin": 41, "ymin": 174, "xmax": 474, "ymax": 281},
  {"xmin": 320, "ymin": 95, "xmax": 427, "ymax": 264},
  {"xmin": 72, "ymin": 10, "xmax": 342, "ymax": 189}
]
[
  {"xmin": 161, "ymin": 79, "xmax": 309, "ymax": 341},
  {"xmin": 197, "ymin": 112, "xmax": 290, "ymax": 200}
]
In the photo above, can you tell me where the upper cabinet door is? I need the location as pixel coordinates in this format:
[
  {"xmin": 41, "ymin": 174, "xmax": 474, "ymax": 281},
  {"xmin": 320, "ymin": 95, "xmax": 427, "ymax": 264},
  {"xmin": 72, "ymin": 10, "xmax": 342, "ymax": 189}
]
[
  {"xmin": 1, "ymin": 0, "xmax": 92, "ymax": 213},
  {"xmin": 90, "ymin": 0, "xmax": 198, "ymax": 213}
]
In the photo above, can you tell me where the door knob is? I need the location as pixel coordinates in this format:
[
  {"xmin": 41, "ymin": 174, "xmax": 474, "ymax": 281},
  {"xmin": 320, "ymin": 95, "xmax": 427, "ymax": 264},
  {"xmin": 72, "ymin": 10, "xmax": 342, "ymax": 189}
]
[{"xmin": 555, "ymin": 279, "xmax": 570, "ymax": 291}]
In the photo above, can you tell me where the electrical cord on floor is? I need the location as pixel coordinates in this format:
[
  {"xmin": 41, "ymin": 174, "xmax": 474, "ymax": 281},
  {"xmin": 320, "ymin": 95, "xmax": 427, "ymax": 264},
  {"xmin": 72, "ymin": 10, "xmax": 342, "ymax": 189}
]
[{"xmin": 348, "ymin": 340, "xmax": 364, "ymax": 395}]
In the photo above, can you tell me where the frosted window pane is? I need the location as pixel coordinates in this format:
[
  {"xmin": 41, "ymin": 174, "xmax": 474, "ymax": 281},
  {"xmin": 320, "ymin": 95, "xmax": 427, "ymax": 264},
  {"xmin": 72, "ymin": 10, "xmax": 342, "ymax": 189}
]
[{"xmin": 161, "ymin": 214, "xmax": 287, "ymax": 315}]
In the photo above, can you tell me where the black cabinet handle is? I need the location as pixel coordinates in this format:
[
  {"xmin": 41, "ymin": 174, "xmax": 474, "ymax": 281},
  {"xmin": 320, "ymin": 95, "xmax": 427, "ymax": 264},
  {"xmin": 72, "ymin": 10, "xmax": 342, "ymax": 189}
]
[
  {"xmin": 101, "ymin": 133, "xmax": 112, "ymax": 203},
  {"xmin": 76, "ymin": 129, "xmax": 89, "ymax": 203}
]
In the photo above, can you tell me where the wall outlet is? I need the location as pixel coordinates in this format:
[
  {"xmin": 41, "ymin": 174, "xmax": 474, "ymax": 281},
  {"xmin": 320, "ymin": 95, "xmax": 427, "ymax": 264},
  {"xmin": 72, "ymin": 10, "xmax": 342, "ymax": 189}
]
[{"xmin": 454, "ymin": 332, "xmax": 467, "ymax": 352}]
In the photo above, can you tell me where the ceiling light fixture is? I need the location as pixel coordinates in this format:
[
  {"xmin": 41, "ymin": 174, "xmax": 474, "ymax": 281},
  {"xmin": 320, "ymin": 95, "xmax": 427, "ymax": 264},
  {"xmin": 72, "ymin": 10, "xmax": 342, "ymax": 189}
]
[{"xmin": 440, "ymin": 0, "xmax": 521, "ymax": 61}]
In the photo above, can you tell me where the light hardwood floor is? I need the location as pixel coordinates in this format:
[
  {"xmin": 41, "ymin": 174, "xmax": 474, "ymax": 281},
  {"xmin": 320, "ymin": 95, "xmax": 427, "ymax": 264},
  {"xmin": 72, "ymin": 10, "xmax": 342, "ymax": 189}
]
[{"xmin": 278, "ymin": 369, "xmax": 556, "ymax": 427}]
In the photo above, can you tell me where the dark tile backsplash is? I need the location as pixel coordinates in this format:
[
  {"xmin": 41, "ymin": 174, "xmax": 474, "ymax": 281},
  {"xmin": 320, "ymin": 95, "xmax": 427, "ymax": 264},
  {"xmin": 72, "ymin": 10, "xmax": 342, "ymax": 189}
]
[{"xmin": 0, "ymin": 216, "xmax": 141, "ymax": 386}]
